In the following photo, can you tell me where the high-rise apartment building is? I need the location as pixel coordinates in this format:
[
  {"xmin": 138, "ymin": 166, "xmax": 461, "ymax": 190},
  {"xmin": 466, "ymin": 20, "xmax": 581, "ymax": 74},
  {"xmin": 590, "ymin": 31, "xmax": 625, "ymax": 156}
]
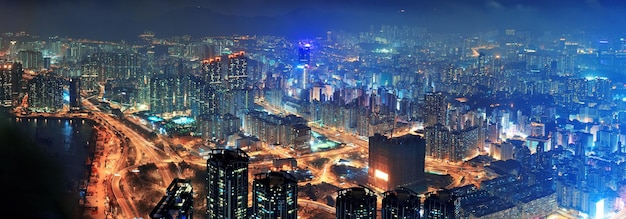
[
  {"xmin": 227, "ymin": 52, "xmax": 248, "ymax": 90},
  {"xmin": 424, "ymin": 92, "xmax": 447, "ymax": 127},
  {"xmin": 82, "ymin": 52, "xmax": 140, "ymax": 82},
  {"xmin": 382, "ymin": 188, "xmax": 421, "ymax": 219},
  {"xmin": 423, "ymin": 190, "xmax": 456, "ymax": 219},
  {"xmin": 27, "ymin": 74, "xmax": 64, "ymax": 112},
  {"xmin": 206, "ymin": 148, "xmax": 249, "ymax": 219},
  {"xmin": 18, "ymin": 50, "xmax": 43, "ymax": 70},
  {"xmin": 202, "ymin": 57, "xmax": 223, "ymax": 85},
  {"xmin": 336, "ymin": 187, "xmax": 377, "ymax": 219},
  {"xmin": 425, "ymin": 124, "xmax": 450, "ymax": 160},
  {"xmin": 252, "ymin": 171, "xmax": 298, "ymax": 219},
  {"xmin": 0, "ymin": 62, "xmax": 22, "ymax": 107}
]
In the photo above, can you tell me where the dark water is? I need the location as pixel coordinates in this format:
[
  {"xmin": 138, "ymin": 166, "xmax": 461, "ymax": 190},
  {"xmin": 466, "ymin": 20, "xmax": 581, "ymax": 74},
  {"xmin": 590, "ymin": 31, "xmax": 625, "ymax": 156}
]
[{"xmin": 1, "ymin": 108, "xmax": 96, "ymax": 191}]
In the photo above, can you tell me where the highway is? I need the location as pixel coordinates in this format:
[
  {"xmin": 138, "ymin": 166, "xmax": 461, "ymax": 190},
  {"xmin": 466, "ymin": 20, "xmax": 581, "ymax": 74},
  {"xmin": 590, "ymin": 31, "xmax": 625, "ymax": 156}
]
[
  {"xmin": 24, "ymin": 94, "xmax": 487, "ymax": 218},
  {"xmin": 298, "ymin": 198, "xmax": 336, "ymax": 214},
  {"xmin": 81, "ymin": 97, "xmax": 180, "ymax": 218}
]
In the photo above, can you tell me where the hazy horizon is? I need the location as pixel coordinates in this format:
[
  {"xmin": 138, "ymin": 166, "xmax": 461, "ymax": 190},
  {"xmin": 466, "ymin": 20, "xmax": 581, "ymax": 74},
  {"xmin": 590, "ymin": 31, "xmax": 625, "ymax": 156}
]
[{"xmin": 2, "ymin": 0, "xmax": 626, "ymax": 41}]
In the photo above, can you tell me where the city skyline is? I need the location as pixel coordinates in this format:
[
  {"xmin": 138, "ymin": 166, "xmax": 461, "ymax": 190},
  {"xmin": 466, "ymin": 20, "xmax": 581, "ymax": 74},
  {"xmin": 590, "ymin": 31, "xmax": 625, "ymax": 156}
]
[{"xmin": 4, "ymin": 1, "xmax": 626, "ymax": 219}]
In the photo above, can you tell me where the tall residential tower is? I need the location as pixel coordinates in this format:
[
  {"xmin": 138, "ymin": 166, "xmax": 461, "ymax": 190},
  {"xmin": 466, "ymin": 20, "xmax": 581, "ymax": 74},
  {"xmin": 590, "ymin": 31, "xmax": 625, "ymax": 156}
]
[
  {"xmin": 252, "ymin": 171, "xmax": 298, "ymax": 219},
  {"xmin": 206, "ymin": 148, "xmax": 249, "ymax": 219},
  {"xmin": 336, "ymin": 187, "xmax": 377, "ymax": 219}
]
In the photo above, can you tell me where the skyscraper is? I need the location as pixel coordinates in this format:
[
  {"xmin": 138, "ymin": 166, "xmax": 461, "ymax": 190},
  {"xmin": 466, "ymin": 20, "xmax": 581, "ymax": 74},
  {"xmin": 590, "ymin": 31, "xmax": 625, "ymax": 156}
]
[
  {"xmin": 206, "ymin": 148, "xmax": 249, "ymax": 219},
  {"xmin": 18, "ymin": 50, "xmax": 43, "ymax": 70},
  {"xmin": 0, "ymin": 62, "xmax": 23, "ymax": 107},
  {"xmin": 424, "ymin": 124, "xmax": 450, "ymax": 160},
  {"xmin": 382, "ymin": 188, "xmax": 421, "ymax": 219},
  {"xmin": 10, "ymin": 62, "xmax": 22, "ymax": 106},
  {"xmin": 202, "ymin": 57, "xmax": 223, "ymax": 85},
  {"xmin": 150, "ymin": 178, "xmax": 194, "ymax": 219},
  {"xmin": 336, "ymin": 187, "xmax": 377, "ymax": 219},
  {"xmin": 298, "ymin": 42, "xmax": 311, "ymax": 65},
  {"xmin": 252, "ymin": 171, "xmax": 298, "ymax": 219},
  {"xmin": 0, "ymin": 63, "xmax": 14, "ymax": 106},
  {"xmin": 27, "ymin": 74, "xmax": 64, "ymax": 112},
  {"xmin": 424, "ymin": 92, "xmax": 447, "ymax": 127},
  {"xmin": 297, "ymin": 42, "xmax": 311, "ymax": 89},
  {"xmin": 69, "ymin": 77, "xmax": 81, "ymax": 111},
  {"xmin": 369, "ymin": 133, "xmax": 426, "ymax": 191},
  {"xmin": 423, "ymin": 190, "xmax": 456, "ymax": 219},
  {"xmin": 227, "ymin": 51, "xmax": 248, "ymax": 90}
]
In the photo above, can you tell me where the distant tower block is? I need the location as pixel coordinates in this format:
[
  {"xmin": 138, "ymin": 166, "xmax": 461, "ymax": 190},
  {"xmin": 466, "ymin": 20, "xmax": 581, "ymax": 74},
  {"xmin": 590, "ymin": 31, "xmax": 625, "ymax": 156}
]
[{"xmin": 298, "ymin": 42, "xmax": 311, "ymax": 65}]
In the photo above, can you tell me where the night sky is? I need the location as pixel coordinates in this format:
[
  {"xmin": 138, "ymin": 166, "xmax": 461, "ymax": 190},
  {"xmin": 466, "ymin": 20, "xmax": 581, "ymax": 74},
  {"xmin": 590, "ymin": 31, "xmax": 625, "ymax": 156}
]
[{"xmin": 2, "ymin": 0, "xmax": 626, "ymax": 41}]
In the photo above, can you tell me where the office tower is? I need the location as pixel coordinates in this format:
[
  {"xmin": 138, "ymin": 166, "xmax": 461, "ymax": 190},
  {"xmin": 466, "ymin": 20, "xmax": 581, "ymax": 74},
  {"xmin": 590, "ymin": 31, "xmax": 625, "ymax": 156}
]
[
  {"xmin": 424, "ymin": 92, "xmax": 447, "ymax": 127},
  {"xmin": 252, "ymin": 171, "xmax": 298, "ymax": 219},
  {"xmin": 206, "ymin": 149, "xmax": 249, "ymax": 219},
  {"xmin": 18, "ymin": 50, "xmax": 43, "ymax": 70},
  {"xmin": 150, "ymin": 178, "xmax": 194, "ymax": 219},
  {"xmin": 423, "ymin": 190, "xmax": 456, "ymax": 219},
  {"xmin": 336, "ymin": 187, "xmax": 377, "ymax": 219},
  {"xmin": 369, "ymin": 133, "xmax": 426, "ymax": 191},
  {"xmin": 298, "ymin": 42, "xmax": 311, "ymax": 65},
  {"xmin": 69, "ymin": 77, "xmax": 81, "ymax": 111},
  {"xmin": 296, "ymin": 42, "xmax": 311, "ymax": 90},
  {"xmin": 382, "ymin": 188, "xmax": 421, "ymax": 219}
]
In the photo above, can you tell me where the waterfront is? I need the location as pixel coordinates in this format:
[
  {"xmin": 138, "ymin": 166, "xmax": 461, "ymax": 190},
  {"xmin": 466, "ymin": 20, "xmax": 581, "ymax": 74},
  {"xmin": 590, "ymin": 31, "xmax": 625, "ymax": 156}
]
[{"xmin": 1, "ymin": 107, "xmax": 97, "ymax": 218}]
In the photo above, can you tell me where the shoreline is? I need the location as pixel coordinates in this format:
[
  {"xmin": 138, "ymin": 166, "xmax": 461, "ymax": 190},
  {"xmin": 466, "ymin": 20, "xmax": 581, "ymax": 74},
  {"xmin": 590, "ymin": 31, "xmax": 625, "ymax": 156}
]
[{"xmin": 8, "ymin": 111, "xmax": 105, "ymax": 218}]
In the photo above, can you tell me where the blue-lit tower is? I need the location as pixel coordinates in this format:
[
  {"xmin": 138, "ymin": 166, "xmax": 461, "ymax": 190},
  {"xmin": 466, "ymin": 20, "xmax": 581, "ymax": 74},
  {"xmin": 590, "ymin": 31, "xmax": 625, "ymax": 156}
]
[
  {"xmin": 298, "ymin": 42, "xmax": 311, "ymax": 65},
  {"xmin": 297, "ymin": 42, "xmax": 311, "ymax": 89}
]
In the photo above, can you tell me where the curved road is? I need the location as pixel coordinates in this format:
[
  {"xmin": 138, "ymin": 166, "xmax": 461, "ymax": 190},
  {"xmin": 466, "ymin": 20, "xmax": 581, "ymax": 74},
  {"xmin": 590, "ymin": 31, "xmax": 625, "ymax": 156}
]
[{"xmin": 83, "ymin": 98, "xmax": 180, "ymax": 218}]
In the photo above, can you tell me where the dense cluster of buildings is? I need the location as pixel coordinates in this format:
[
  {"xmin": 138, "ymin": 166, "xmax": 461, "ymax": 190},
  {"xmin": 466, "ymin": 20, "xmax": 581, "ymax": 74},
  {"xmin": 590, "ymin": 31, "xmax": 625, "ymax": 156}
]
[
  {"xmin": 205, "ymin": 148, "xmax": 299, "ymax": 219},
  {"xmin": 243, "ymin": 110, "xmax": 311, "ymax": 154},
  {"xmin": 4, "ymin": 24, "xmax": 626, "ymax": 218},
  {"xmin": 204, "ymin": 148, "xmax": 428, "ymax": 219}
]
